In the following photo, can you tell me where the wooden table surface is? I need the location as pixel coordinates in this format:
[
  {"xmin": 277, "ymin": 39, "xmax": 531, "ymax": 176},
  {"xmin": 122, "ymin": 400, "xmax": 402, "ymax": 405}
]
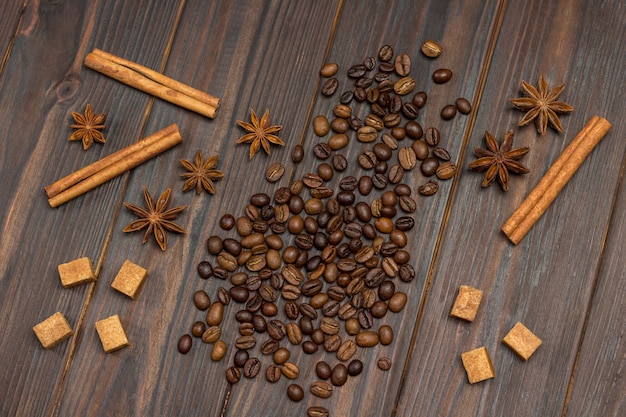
[{"xmin": 1, "ymin": 1, "xmax": 624, "ymax": 416}]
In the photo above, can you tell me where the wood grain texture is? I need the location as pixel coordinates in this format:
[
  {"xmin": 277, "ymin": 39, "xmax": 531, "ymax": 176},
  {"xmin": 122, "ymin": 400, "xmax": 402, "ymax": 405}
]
[{"xmin": 0, "ymin": 0, "xmax": 625, "ymax": 416}]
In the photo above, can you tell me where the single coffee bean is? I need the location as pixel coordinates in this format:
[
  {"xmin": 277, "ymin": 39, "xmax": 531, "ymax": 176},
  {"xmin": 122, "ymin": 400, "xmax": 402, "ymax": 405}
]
[
  {"xmin": 412, "ymin": 91, "xmax": 428, "ymax": 108},
  {"xmin": 302, "ymin": 340, "xmax": 319, "ymax": 354},
  {"xmin": 432, "ymin": 68, "xmax": 453, "ymax": 84},
  {"xmin": 433, "ymin": 147, "xmax": 451, "ymax": 161},
  {"xmin": 441, "ymin": 104, "xmax": 457, "ymax": 120},
  {"xmin": 308, "ymin": 406, "xmax": 330, "ymax": 417},
  {"xmin": 206, "ymin": 302, "xmax": 224, "ymax": 326},
  {"xmin": 371, "ymin": 300, "xmax": 389, "ymax": 318},
  {"xmin": 265, "ymin": 364, "xmax": 282, "ymax": 383},
  {"xmin": 340, "ymin": 90, "xmax": 354, "ymax": 104},
  {"xmin": 378, "ymin": 280, "xmax": 396, "ymax": 301},
  {"xmin": 363, "ymin": 56, "xmax": 376, "ymax": 70},
  {"xmin": 354, "ymin": 87, "xmax": 367, "ymax": 102},
  {"xmin": 389, "ymin": 291, "xmax": 408, "ymax": 312},
  {"xmin": 331, "ymin": 363, "xmax": 348, "ymax": 386},
  {"xmin": 265, "ymin": 162, "xmax": 285, "ymax": 183},
  {"xmin": 287, "ymin": 384, "xmax": 304, "ymax": 402},
  {"xmin": 357, "ymin": 308, "xmax": 374, "ymax": 329},
  {"xmin": 313, "ymin": 143, "xmax": 332, "ymax": 159},
  {"xmin": 424, "ymin": 127, "xmax": 440, "ymax": 146},
  {"xmin": 311, "ymin": 381, "xmax": 334, "ymax": 399},
  {"xmin": 377, "ymin": 357, "xmax": 392, "ymax": 371},
  {"xmin": 456, "ymin": 97, "xmax": 472, "ymax": 114},
  {"xmin": 365, "ymin": 113, "xmax": 384, "ymax": 131},
  {"xmin": 235, "ymin": 334, "xmax": 256, "ymax": 350},
  {"xmin": 235, "ymin": 309, "xmax": 253, "ymax": 323},
  {"xmin": 211, "ymin": 340, "xmax": 227, "ymax": 361},
  {"xmin": 405, "ymin": 120, "xmax": 423, "ymax": 140},
  {"xmin": 402, "ymin": 102, "xmax": 419, "ymax": 119},
  {"xmin": 177, "ymin": 334, "xmax": 192, "ymax": 354},
  {"xmin": 219, "ymin": 214, "xmax": 235, "ymax": 230},
  {"xmin": 331, "ymin": 117, "xmax": 349, "ymax": 133},
  {"xmin": 207, "ymin": 236, "xmax": 223, "ymax": 255},
  {"xmin": 337, "ymin": 340, "xmax": 357, "ymax": 362},
  {"xmin": 261, "ymin": 339, "xmax": 280, "ymax": 355},
  {"xmin": 378, "ymin": 44, "xmax": 394, "ymax": 61},
  {"xmin": 356, "ymin": 330, "xmax": 379, "ymax": 347},
  {"xmin": 320, "ymin": 63, "xmax": 338, "ymax": 77},
  {"xmin": 191, "ymin": 321, "xmax": 206, "ymax": 338},
  {"xmin": 202, "ymin": 326, "xmax": 222, "ymax": 344},
  {"xmin": 357, "ymin": 125, "xmax": 378, "ymax": 143},
  {"xmin": 358, "ymin": 151, "xmax": 377, "ymax": 169},
  {"xmin": 356, "ymin": 76, "xmax": 373, "ymax": 89},
  {"xmin": 282, "ymin": 362, "xmax": 300, "ymax": 379},
  {"xmin": 225, "ymin": 366, "xmax": 241, "ymax": 384},
  {"xmin": 332, "ymin": 153, "xmax": 348, "ymax": 171},
  {"xmin": 381, "ymin": 133, "xmax": 398, "ymax": 150},
  {"xmin": 394, "ymin": 53, "xmax": 411, "ymax": 76},
  {"xmin": 394, "ymin": 76, "xmax": 416, "ymax": 95},
  {"xmin": 388, "ymin": 164, "xmax": 405, "ymax": 184},
  {"xmin": 378, "ymin": 79, "xmax": 394, "ymax": 93},
  {"xmin": 193, "ymin": 290, "xmax": 211, "ymax": 311},
  {"xmin": 347, "ymin": 63, "xmax": 366, "ymax": 78},
  {"xmin": 250, "ymin": 192, "xmax": 270, "ymax": 207},
  {"xmin": 419, "ymin": 180, "xmax": 439, "ymax": 196},
  {"xmin": 436, "ymin": 161, "xmax": 457, "ymax": 180},
  {"xmin": 421, "ymin": 157, "xmax": 440, "ymax": 177},
  {"xmin": 398, "ymin": 147, "xmax": 417, "ymax": 170},
  {"xmin": 328, "ymin": 133, "xmax": 349, "ymax": 151},
  {"xmin": 321, "ymin": 77, "xmax": 338, "ymax": 96},
  {"xmin": 412, "ymin": 140, "xmax": 429, "ymax": 160},
  {"xmin": 316, "ymin": 361, "xmax": 332, "ymax": 379},
  {"xmin": 421, "ymin": 39, "xmax": 442, "ymax": 57},
  {"xmin": 234, "ymin": 349, "xmax": 249, "ymax": 367},
  {"xmin": 378, "ymin": 324, "xmax": 394, "ymax": 345},
  {"xmin": 347, "ymin": 359, "xmax": 363, "ymax": 376},
  {"xmin": 197, "ymin": 260, "xmax": 213, "ymax": 279},
  {"xmin": 243, "ymin": 357, "xmax": 261, "ymax": 378}
]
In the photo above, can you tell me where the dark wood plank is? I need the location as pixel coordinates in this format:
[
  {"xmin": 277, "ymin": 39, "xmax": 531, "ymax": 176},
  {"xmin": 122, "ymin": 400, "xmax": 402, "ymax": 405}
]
[
  {"xmin": 395, "ymin": 0, "xmax": 626, "ymax": 416},
  {"xmin": 0, "ymin": 1, "xmax": 184, "ymax": 416},
  {"xmin": 55, "ymin": 1, "xmax": 341, "ymax": 416}
]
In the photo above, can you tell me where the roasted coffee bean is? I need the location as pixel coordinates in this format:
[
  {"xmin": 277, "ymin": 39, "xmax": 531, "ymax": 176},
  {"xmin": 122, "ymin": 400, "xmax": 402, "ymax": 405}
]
[
  {"xmin": 339, "ymin": 90, "xmax": 354, "ymax": 104},
  {"xmin": 421, "ymin": 157, "xmax": 440, "ymax": 177},
  {"xmin": 282, "ymin": 362, "xmax": 300, "ymax": 379},
  {"xmin": 202, "ymin": 326, "xmax": 222, "ymax": 343},
  {"xmin": 424, "ymin": 127, "xmax": 440, "ymax": 146},
  {"xmin": 347, "ymin": 359, "xmax": 363, "ymax": 376},
  {"xmin": 287, "ymin": 384, "xmax": 305, "ymax": 402},
  {"xmin": 233, "ymin": 349, "xmax": 249, "ymax": 368},
  {"xmin": 379, "ymin": 62, "xmax": 394, "ymax": 73},
  {"xmin": 356, "ymin": 76, "xmax": 373, "ymax": 89},
  {"xmin": 421, "ymin": 39, "xmax": 442, "ymax": 57},
  {"xmin": 331, "ymin": 363, "xmax": 349, "ymax": 386},
  {"xmin": 207, "ymin": 236, "xmax": 223, "ymax": 256},
  {"xmin": 235, "ymin": 309, "xmax": 253, "ymax": 324},
  {"xmin": 401, "ymin": 101, "xmax": 419, "ymax": 119},
  {"xmin": 321, "ymin": 77, "xmax": 338, "ymax": 96},
  {"xmin": 419, "ymin": 180, "xmax": 439, "ymax": 196},
  {"xmin": 365, "ymin": 113, "xmax": 384, "ymax": 131},
  {"xmin": 308, "ymin": 406, "xmax": 330, "ymax": 417},
  {"xmin": 357, "ymin": 308, "xmax": 374, "ymax": 329},
  {"xmin": 299, "ymin": 302, "xmax": 318, "ymax": 320},
  {"xmin": 315, "ymin": 361, "xmax": 332, "ymax": 380},
  {"xmin": 357, "ymin": 175, "xmax": 373, "ymax": 195},
  {"xmin": 357, "ymin": 125, "xmax": 378, "ymax": 143},
  {"xmin": 455, "ymin": 96, "xmax": 472, "ymax": 114},
  {"xmin": 347, "ymin": 63, "xmax": 366, "ymax": 78},
  {"xmin": 412, "ymin": 140, "xmax": 429, "ymax": 161},
  {"xmin": 331, "ymin": 117, "xmax": 349, "ymax": 133},
  {"xmin": 354, "ymin": 87, "xmax": 367, "ymax": 102},
  {"xmin": 313, "ymin": 143, "xmax": 332, "ymax": 159},
  {"xmin": 378, "ymin": 44, "xmax": 394, "ymax": 61},
  {"xmin": 211, "ymin": 340, "xmax": 227, "ymax": 361},
  {"xmin": 398, "ymin": 147, "xmax": 417, "ymax": 170},
  {"xmin": 412, "ymin": 91, "xmax": 428, "ymax": 108},
  {"xmin": 432, "ymin": 68, "xmax": 453, "ymax": 84},
  {"xmin": 394, "ymin": 249, "xmax": 411, "ymax": 264},
  {"xmin": 394, "ymin": 53, "xmax": 411, "ymax": 76},
  {"xmin": 261, "ymin": 338, "xmax": 280, "ymax": 355},
  {"xmin": 405, "ymin": 120, "xmax": 423, "ymax": 140},
  {"xmin": 382, "ymin": 112, "xmax": 401, "ymax": 129},
  {"xmin": 197, "ymin": 261, "xmax": 213, "ymax": 279},
  {"xmin": 178, "ymin": 334, "xmax": 192, "ymax": 354},
  {"xmin": 356, "ymin": 330, "xmax": 379, "ymax": 347},
  {"xmin": 364, "ymin": 267, "xmax": 386, "ymax": 288},
  {"xmin": 191, "ymin": 321, "xmax": 206, "ymax": 338},
  {"xmin": 302, "ymin": 279, "xmax": 324, "ymax": 297},
  {"xmin": 243, "ymin": 357, "xmax": 261, "ymax": 378},
  {"xmin": 433, "ymin": 147, "xmax": 451, "ymax": 161},
  {"xmin": 337, "ymin": 340, "xmax": 357, "ymax": 362},
  {"xmin": 219, "ymin": 214, "xmax": 235, "ymax": 231},
  {"xmin": 265, "ymin": 162, "xmax": 285, "ymax": 183},
  {"xmin": 206, "ymin": 302, "xmax": 224, "ymax": 326},
  {"xmin": 388, "ymin": 164, "xmax": 405, "ymax": 184},
  {"xmin": 328, "ymin": 133, "xmax": 349, "ymax": 151},
  {"xmin": 331, "ymin": 153, "xmax": 347, "ymax": 172},
  {"xmin": 225, "ymin": 366, "xmax": 241, "ymax": 384},
  {"xmin": 312, "ymin": 115, "xmax": 330, "ymax": 137},
  {"xmin": 193, "ymin": 290, "xmax": 211, "ymax": 311},
  {"xmin": 264, "ymin": 364, "xmax": 281, "ymax": 383},
  {"xmin": 389, "ymin": 291, "xmax": 408, "ymax": 312},
  {"xmin": 239, "ymin": 323, "xmax": 255, "ymax": 337},
  {"xmin": 377, "ymin": 357, "xmax": 392, "ymax": 371},
  {"xmin": 372, "ymin": 173, "xmax": 388, "ymax": 189},
  {"xmin": 320, "ymin": 62, "xmax": 339, "ymax": 77},
  {"xmin": 363, "ymin": 56, "xmax": 376, "ymax": 70},
  {"xmin": 245, "ymin": 204, "xmax": 259, "ymax": 221},
  {"xmin": 394, "ymin": 76, "xmax": 415, "ymax": 95},
  {"xmin": 374, "ymin": 71, "xmax": 389, "ymax": 82},
  {"xmin": 436, "ymin": 161, "xmax": 457, "ymax": 180},
  {"xmin": 310, "ymin": 186, "xmax": 334, "ymax": 199},
  {"xmin": 230, "ymin": 285, "xmax": 249, "ymax": 303},
  {"xmin": 312, "ymin": 329, "xmax": 326, "ymax": 346},
  {"xmin": 286, "ymin": 322, "xmax": 303, "ymax": 345},
  {"xmin": 250, "ymin": 193, "xmax": 270, "ymax": 207},
  {"xmin": 311, "ymin": 381, "xmax": 334, "ymax": 399},
  {"xmin": 302, "ymin": 340, "xmax": 319, "ymax": 354},
  {"xmin": 295, "ymin": 234, "xmax": 314, "ymax": 251},
  {"xmin": 348, "ymin": 114, "xmax": 363, "ymax": 131},
  {"xmin": 246, "ymin": 292, "xmax": 263, "ymax": 312},
  {"xmin": 371, "ymin": 300, "xmax": 389, "ymax": 318},
  {"xmin": 324, "ymin": 334, "xmax": 342, "ymax": 353},
  {"xmin": 245, "ymin": 274, "xmax": 262, "ymax": 292},
  {"xmin": 395, "ymin": 216, "xmax": 415, "ymax": 231},
  {"xmin": 441, "ymin": 104, "xmax": 457, "ymax": 120},
  {"xmin": 303, "ymin": 173, "xmax": 323, "ymax": 189}
]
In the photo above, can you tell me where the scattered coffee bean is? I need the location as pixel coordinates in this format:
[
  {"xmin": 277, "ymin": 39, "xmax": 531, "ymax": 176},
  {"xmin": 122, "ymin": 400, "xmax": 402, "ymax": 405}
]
[
  {"xmin": 225, "ymin": 366, "xmax": 241, "ymax": 384},
  {"xmin": 419, "ymin": 180, "xmax": 439, "ymax": 196},
  {"xmin": 456, "ymin": 97, "xmax": 472, "ymax": 114},
  {"xmin": 287, "ymin": 384, "xmax": 304, "ymax": 402},
  {"xmin": 177, "ymin": 334, "xmax": 192, "ymax": 354},
  {"xmin": 432, "ymin": 68, "xmax": 453, "ymax": 84},
  {"xmin": 421, "ymin": 39, "xmax": 442, "ymax": 58},
  {"xmin": 266, "ymin": 364, "xmax": 282, "ymax": 383},
  {"xmin": 319, "ymin": 63, "xmax": 338, "ymax": 77},
  {"xmin": 291, "ymin": 144, "xmax": 304, "ymax": 163},
  {"xmin": 394, "ymin": 54, "xmax": 411, "ymax": 76},
  {"xmin": 424, "ymin": 127, "xmax": 440, "ymax": 146},
  {"xmin": 265, "ymin": 162, "xmax": 285, "ymax": 183},
  {"xmin": 308, "ymin": 406, "xmax": 330, "ymax": 417},
  {"xmin": 378, "ymin": 44, "xmax": 394, "ymax": 61},
  {"xmin": 441, "ymin": 104, "xmax": 457, "ymax": 120},
  {"xmin": 321, "ymin": 78, "xmax": 338, "ymax": 96},
  {"xmin": 377, "ymin": 356, "xmax": 392, "ymax": 371}
]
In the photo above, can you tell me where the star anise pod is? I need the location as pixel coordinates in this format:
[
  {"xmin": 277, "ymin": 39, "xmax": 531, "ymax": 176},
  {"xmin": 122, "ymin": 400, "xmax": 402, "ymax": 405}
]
[
  {"xmin": 180, "ymin": 150, "xmax": 224, "ymax": 195},
  {"xmin": 469, "ymin": 130, "xmax": 530, "ymax": 191},
  {"xmin": 509, "ymin": 75, "xmax": 574, "ymax": 135},
  {"xmin": 69, "ymin": 104, "xmax": 107, "ymax": 150},
  {"xmin": 122, "ymin": 188, "xmax": 187, "ymax": 251},
  {"xmin": 236, "ymin": 109, "xmax": 284, "ymax": 159}
]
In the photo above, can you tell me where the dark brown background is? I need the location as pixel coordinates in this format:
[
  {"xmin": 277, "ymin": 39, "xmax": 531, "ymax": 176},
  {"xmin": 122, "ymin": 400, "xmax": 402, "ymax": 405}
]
[{"xmin": 1, "ymin": 1, "xmax": 624, "ymax": 416}]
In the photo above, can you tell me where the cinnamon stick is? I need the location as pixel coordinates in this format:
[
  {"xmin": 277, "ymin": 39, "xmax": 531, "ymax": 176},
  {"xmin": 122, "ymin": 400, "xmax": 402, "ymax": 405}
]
[
  {"xmin": 84, "ymin": 49, "xmax": 220, "ymax": 119},
  {"xmin": 47, "ymin": 124, "xmax": 182, "ymax": 208},
  {"xmin": 502, "ymin": 116, "xmax": 612, "ymax": 244}
]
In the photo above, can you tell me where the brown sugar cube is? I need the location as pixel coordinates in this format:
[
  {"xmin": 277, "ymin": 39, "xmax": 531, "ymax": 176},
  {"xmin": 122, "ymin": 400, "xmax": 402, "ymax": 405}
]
[
  {"xmin": 502, "ymin": 322, "xmax": 542, "ymax": 360},
  {"xmin": 461, "ymin": 346, "xmax": 495, "ymax": 383},
  {"xmin": 33, "ymin": 312, "xmax": 73, "ymax": 349},
  {"xmin": 111, "ymin": 260, "xmax": 148, "ymax": 299},
  {"xmin": 95, "ymin": 315, "xmax": 129, "ymax": 353},
  {"xmin": 58, "ymin": 257, "xmax": 96, "ymax": 288},
  {"xmin": 450, "ymin": 284, "xmax": 483, "ymax": 322}
]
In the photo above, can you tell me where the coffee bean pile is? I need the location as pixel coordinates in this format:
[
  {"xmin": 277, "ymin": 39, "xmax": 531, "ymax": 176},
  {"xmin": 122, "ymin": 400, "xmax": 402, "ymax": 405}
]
[{"xmin": 178, "ymin": 43, "xmax": 470, "ymax": 416}]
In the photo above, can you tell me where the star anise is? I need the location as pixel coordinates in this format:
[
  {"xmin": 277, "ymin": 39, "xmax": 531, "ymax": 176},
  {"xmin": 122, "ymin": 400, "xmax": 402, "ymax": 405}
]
[
  {"xmin": 122, "ymin": 188, "xmax": 187, "ymax": 251},
  {"xmin": 236, "ymin": 109, "xmax": 284, "ymax": 159},
  {"xmin": 69, "ymin": 104, "xmax": 107, "ymax": 150},
  {"xmin": 509, "ymin": 75, "xmax": 574, "ymax": 135},
  {"xmin": 469, "ymin": 130, "xmax": 530, "ymax": 191},
  {"xmin": 180, "ymin": 150, "xmax": 224, "ymax": 195}
]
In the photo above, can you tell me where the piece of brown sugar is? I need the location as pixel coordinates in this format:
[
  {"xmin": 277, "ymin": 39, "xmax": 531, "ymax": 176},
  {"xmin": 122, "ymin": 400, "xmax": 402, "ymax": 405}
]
[
  {"xmin": 502, "ymin": 322, "xmax": 542, "ymax": 360},
  {"xmin": 461, "ymin": 346, "xmax": 495, "ymax": 383},
  {"xmin": 111, "ymin": 260, "xmax": 148, "ymax": 299},
  {"xmin": 95, "ymin": 315, "xmax": 129, "ymax": 353},
  {"xmin": 33, "ymin": 312, "xmax": 73, "ymax": 349},
  {"xmin": 450, "ymin": 284, "xmax": 483, "ymax": 322},
  {"xmin": 58, "ymin": 257, "xmax": 96, "ymax": 288}
]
